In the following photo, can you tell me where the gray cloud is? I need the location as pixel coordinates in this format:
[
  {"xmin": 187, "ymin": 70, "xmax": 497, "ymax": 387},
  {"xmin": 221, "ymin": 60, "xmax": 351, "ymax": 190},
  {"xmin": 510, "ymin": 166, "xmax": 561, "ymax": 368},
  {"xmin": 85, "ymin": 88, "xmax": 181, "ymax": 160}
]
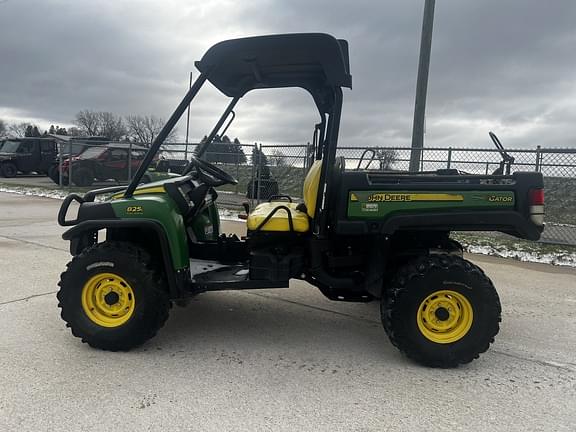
[{"xmin": 0, "ymin": 0, "xmax": 575, "ymax": 149}]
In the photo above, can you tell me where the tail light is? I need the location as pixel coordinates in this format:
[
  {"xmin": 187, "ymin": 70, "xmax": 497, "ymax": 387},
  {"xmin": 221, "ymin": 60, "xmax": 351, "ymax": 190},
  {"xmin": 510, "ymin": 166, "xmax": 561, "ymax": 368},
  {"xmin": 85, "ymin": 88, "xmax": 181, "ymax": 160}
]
[{"xmin": 529, "ymin": 188, "xmax": 544, "ymax": 225}]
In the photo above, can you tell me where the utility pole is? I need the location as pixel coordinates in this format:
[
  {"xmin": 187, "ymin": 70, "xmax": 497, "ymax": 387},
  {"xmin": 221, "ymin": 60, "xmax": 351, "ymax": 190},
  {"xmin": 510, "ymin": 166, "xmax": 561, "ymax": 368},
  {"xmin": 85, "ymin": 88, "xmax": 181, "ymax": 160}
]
[
  {"xmin": 184, "ymin": 71, "xmax": 192, "ymax": 159},
  {"xmin": 409, "ymin": 0, "xmax": 436, "ymax": 172}
]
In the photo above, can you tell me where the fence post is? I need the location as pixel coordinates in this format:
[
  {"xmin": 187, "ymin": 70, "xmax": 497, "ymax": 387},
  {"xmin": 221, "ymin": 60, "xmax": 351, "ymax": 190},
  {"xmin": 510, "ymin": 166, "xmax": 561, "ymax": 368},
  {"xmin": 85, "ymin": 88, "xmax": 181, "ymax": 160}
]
[
  {"xmin": 58, "ymin": 142, "xmax": 63, "ymax": 188},
  {"xmin": 249, "ymin": 143, "xmax": 257, "ymax": 208},
  {"xmin": 305, "ymin": 142, "xmax": 312, "ymax": 172},
  {"xmin": 128, "ymin": 141, "xmax": 133, "ymax": 182},
  {"xmin": 256, "ymin": 144, "xmax": 262, "ymax": 205},
  {"xmin": 235, "ymin": 149, "xmax": 239, "ymax": 194},
  {"xmin": 535, "ymin": 145, "xmax": 542, "ymax": 172},
  {"xmin": 447, "ymin": 147, "xmax": 452, "ymax": 169},
  {"xmin": 420, "ymin": 148, "xmax": 425, "ymax": 171},
  {"xmin": 68, "ymin": 141, "xmax": 72, "ymax": 191}
]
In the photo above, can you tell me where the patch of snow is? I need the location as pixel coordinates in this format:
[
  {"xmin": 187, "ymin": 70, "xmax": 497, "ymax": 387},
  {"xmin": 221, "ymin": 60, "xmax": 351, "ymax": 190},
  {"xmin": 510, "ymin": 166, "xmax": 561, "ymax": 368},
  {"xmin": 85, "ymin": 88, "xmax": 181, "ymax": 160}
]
[
  {"xmin": 0, "ymin": 185, "xmax": 69, "ymax": 200},
  {"xmin": 464, "ymin": 244, "xmax": 576, "ymax": 267},
  {"xmin": 546, "ymin": 222, "xmax": 576, "ymax": 228},
  {"xmin": 218, "ymin": 207, "xmax": 241, "ymax": 221}
]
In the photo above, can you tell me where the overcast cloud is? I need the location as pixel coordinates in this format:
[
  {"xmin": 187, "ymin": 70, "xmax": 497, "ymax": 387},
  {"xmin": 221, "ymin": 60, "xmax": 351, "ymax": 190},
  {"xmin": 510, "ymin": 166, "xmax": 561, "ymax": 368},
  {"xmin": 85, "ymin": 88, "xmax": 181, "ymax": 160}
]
[{"xmin": 1, "ymin": 0, "xmax": 575, "ymax": 148}]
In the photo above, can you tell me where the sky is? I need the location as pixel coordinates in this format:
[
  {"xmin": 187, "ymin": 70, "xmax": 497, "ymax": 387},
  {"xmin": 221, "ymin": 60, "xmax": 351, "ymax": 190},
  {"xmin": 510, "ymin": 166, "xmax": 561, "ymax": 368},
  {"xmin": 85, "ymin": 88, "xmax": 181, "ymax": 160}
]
[{"xmin": 0, "ymin": 0, "xmax": 575, "ymax": 148}]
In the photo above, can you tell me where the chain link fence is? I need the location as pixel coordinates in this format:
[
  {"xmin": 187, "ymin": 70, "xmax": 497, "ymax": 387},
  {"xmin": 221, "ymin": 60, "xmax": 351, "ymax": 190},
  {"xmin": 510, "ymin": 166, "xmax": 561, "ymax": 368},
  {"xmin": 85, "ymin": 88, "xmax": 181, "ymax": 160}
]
[
  {"xmin": 34, "ymin": 139, "xmax": 576, "ymax": 246},
  {"xmin": 255, "ymin": 144, "xmax": 576, "ymax": 247}
]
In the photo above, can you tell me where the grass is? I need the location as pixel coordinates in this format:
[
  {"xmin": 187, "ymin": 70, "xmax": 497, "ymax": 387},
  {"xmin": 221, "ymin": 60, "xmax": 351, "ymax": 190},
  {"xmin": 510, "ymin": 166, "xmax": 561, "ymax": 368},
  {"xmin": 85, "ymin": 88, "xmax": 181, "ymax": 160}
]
[
  {"xmin": 543, "ymin": 177, "xmax": 576, "ymax": 225},
  {"xmin": 0, "ymin": 181, "xmax": 92, "ymax": 199}
]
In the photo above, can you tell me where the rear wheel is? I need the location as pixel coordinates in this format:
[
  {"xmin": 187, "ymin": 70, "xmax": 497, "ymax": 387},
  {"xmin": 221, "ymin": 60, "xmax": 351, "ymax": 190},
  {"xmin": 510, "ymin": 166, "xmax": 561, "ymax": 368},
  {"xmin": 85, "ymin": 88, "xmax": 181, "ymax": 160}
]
[
  {"xmin": 72, "ymin": 167, "xmax": 94, "ymax": 187},
  {"xmin": 1, "ymin": 162, "xmax": 18, "ymax": 178},
  {"xmin": 57, "ymin": 241, "xmax": 170, "ymax": 351},
  {"xmin": 382, "ymin": 254, "xmax": 501, "ymax": 368},
  {"xmin": 47, "ymin": 165, "xmax": 60, "ymax": 184}
]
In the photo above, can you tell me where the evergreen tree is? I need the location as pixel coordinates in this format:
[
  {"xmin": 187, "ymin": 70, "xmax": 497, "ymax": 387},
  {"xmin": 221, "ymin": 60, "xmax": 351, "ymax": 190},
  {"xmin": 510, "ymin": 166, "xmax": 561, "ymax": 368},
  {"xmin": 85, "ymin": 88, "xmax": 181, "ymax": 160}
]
[
  {"xmin": 251, "ymin": 145, "xmax": 271, "ymax": 178},
  {"xmin": 31, "ymin": 126, "xmax": 41, "ymax": 137},
  {"xmin": 24, "ymin": 125, "xmax": 34, "ymax": 137},
  {"xmin": 231, "ymin": 138, "xmax": 247, "ymax": 163},
  {"xmin": 49, "ymin": 125, "xmax": 56, "ymax": 134},
  {"xmin": 204, "ymin": 135, "xmax": 247, "ymax": 164}
]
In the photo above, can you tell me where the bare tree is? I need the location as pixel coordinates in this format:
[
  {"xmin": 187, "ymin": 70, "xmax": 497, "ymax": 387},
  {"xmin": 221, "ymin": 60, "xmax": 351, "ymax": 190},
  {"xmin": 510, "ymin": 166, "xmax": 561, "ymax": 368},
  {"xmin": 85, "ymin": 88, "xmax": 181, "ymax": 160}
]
[
  {"xmin": 8, "ymin": 122, "xmax": 33, "ymax": 138},
  {"xmin": 98, "ymin": 112, "xmax": 126, "ymax": 141},
  {"xmin": 125, "ymin": 115, "xmax": 177, "ymax": 145},
  {"xmin": 74, "ymin": 110, "xmax": 100, "ymax": 136},
  {"xmin": 270, "ymin": 149, "xmax": 287, "ymax": 167},
  {"xmin": 67, "ymin": 126, "xmax": 86, "ymax": 137},
  {"xmin": 0, "ymin": 119, "xmax": 6, "ymax": 136},
  {"xmin": 74, "ymin": 110, "xmax": 126, "ymax": 141},
  {"xmin": 375, "ymin": 148, "xmax": 397, "ymax": 170}
]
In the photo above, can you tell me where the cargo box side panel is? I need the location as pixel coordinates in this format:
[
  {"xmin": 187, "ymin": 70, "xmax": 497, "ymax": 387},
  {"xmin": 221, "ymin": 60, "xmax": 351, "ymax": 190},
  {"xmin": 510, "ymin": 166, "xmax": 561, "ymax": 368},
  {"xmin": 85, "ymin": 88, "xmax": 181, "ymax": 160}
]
[{"xmin": 347, "ymin": 191, "xmax": 515, "ymax": 219}]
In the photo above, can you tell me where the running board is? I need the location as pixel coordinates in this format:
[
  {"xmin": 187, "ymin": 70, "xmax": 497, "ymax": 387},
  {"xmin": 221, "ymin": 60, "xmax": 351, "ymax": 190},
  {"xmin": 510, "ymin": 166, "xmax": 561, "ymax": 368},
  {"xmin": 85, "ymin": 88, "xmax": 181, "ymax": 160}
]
[{"xmin": 189, "ymin": 259, "xmax": 289, "ymax": 292}]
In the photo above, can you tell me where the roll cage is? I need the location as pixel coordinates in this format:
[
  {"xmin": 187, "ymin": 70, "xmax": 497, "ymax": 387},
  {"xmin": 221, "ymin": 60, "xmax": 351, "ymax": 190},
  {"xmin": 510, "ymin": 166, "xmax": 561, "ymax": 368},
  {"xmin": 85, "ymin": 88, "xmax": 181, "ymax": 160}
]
[{"xmin": 126, "ymin": 33, "xmax": 353, "ymax": 237}]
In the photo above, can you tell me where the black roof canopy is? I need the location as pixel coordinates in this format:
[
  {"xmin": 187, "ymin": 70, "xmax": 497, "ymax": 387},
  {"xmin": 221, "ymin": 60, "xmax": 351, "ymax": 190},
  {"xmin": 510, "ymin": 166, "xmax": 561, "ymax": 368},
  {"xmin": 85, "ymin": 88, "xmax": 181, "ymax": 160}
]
[{"xmin": 195, "ymin": 33, "xmax": 352, "ymax": 99}]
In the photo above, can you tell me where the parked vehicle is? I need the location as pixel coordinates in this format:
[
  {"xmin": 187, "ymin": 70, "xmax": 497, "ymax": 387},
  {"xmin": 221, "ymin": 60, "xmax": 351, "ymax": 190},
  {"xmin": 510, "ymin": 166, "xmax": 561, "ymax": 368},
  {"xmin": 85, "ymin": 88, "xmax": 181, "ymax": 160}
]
[
  {"xmin": 57, "ymin": 34, "xmax": 545, "ymax": 367},
  {"xmin": 0, "ymin": 137, "xmax": 57, "ymax": 177},
  {"xmin": 47, "ymin": 137, "xmax": 110, "ymax": 185},
  {"xmin": 57, "ymin": 143, "xmax": 149, "ymax": 187}
]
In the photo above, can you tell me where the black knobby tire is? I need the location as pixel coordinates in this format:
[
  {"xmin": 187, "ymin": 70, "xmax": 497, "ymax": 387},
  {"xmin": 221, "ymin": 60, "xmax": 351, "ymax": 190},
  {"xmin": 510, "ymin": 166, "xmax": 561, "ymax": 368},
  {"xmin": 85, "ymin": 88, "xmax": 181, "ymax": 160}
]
[
  {"xmin": 382, "ymin": 254, "xmax": 501, "ymax": 368},
  {"xmin": 48, "ymin": 164, "xmax": 60, "ymax": 184},
  {"xmin": 72, "ymin": 167, "xmax": 94, "ymax": 187},
  {"xmin": 57, "ymin": 241, "xmax": 170, "ymax": 351},
  {"xmin": 1, "ymin": 162, "xmax": 18, "ymax": 178}
]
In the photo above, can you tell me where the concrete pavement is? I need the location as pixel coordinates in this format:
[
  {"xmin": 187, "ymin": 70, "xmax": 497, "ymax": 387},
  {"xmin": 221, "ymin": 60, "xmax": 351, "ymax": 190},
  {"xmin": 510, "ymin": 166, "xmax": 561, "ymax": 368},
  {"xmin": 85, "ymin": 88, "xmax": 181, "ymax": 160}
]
[{"xmin": 0, "ymin": 192, "xmax": 575, "ymax": 431}]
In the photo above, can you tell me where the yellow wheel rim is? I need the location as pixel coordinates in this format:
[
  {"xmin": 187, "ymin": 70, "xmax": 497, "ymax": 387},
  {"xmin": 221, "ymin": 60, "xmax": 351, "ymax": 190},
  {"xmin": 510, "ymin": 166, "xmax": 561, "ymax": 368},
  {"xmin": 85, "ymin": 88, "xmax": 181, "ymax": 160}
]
[
  {"xmin": 81, "ymin": 273, "xmax": 135, "ymax": 328},
  {"xmin": 416, "ymin": 290, "xmax": 473, "ymax": 344}
]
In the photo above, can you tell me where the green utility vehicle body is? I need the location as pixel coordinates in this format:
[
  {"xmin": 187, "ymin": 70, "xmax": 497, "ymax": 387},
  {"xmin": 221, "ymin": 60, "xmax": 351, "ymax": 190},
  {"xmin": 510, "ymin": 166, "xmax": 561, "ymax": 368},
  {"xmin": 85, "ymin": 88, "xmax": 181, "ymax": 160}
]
[
  {"xmin": 57, "ymin": 34, "xmax": 545, "ymax": 367},
  {"xmin": 108, "ymin": 185, "xmax": 220, "ymax": 269}
]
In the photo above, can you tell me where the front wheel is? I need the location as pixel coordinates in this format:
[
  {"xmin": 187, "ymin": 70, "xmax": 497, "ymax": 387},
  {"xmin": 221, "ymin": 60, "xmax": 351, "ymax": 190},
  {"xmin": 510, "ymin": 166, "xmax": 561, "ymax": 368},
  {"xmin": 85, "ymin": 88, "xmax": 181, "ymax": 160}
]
[
  {"xmin": 1, "ymin": 162, "xmax": 18, "ymax": 177},
  {"xmin": 72, "ymin": 167, "xmax": 94, "ymax": 187},
  {"xmin": 382, "ymin": 254, "xmax": 501, "ymax": 368},
  {"xmin": 48, "ymin": 165, "xmax": 60, "ymax": 184},
  {"xmin": 57, "ymin": 241, "xmax": 170, "ymax": 351}
]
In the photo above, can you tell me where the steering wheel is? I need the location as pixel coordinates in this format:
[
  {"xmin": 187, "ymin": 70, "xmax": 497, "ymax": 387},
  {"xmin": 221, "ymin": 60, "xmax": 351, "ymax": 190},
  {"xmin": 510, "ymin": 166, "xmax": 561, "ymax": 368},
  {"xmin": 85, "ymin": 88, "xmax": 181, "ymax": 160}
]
[{"xmin": 185, "ymin": 156, "xmax": 238, "ymax": 186}]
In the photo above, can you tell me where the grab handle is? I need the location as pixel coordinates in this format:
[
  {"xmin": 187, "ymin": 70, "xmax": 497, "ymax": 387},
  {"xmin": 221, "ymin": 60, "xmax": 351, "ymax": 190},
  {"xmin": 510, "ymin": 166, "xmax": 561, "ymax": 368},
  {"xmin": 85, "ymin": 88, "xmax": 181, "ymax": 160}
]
[{"xmin": 58, "ymin": 194, "xmax": 84, "ymax": 226}]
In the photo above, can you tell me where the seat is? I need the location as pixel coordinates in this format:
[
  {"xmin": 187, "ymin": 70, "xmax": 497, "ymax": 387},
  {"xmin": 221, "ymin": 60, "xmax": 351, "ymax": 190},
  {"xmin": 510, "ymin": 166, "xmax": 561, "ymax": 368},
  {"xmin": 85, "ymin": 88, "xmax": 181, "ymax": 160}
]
[{"xmin": 246, "ymin": 160, "xmax": 322, "ymax": 233}]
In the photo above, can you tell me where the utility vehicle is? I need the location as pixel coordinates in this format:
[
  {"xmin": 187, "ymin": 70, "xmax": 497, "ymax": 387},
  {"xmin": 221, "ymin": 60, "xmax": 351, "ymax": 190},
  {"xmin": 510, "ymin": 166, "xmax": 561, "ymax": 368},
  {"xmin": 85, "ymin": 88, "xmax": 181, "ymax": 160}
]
[
  {"xmin": 57, "ymin": 143, "xmax": 148, "ymax": 186},
  {"xmin": 0, "ymin": 137, "xmax": 57, "ymax": 177},
  {"xmin": 47, "ymin": 136, "xmax": 110, "ymax": 185},
  {"xmin": 57, "ymin": 34, "xmax": 544, "ymax": 367}
]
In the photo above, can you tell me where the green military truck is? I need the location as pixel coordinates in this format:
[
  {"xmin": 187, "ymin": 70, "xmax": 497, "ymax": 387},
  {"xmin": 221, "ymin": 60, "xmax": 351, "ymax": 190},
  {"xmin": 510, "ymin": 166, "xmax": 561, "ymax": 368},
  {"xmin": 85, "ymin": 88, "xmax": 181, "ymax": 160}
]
[{"xmin": 57, "ymin": 34, "xmax": 544, "ymax": 367}]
